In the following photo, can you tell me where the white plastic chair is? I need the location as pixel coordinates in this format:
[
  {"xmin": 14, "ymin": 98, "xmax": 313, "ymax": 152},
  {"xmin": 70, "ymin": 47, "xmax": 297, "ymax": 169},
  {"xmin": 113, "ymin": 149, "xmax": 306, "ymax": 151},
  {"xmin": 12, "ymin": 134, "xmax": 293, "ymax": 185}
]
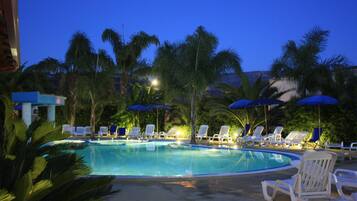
[
  {"xmin": 262, "ymin": 151, "xmax": 337, "ymax": 201},
  {"xmin": 127, "ymin": 127, "xmax": 141, "ymax": 139},
  {"xmin": 334, "ymin": 168, "xmax": 357, "ymax": 200},
  {"xmin": 209, "ymin": 125, "xmax": 231, "ymax": 142},
  {"xmin": 98, "ymin": 126, "xmax": 109, "ymax": 136},
  {"xmin": 196, "ymin": 125, "xmax": 209, "ymax": 141},
  {"xmin": 244, "ymin": 126, "xmax": 264, "ymax": 144},
  {"xmin": 144, "ymin": 124, "xmax": 155, "ymax": 138}
]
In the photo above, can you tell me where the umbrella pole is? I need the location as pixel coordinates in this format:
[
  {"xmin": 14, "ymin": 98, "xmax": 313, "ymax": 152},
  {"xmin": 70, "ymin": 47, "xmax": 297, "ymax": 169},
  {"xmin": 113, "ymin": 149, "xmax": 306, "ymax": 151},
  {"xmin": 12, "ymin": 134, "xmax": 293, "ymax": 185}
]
[
  {"xmin": 137, "ymin": 112, "xmax": 140, "ymax": 127},
  {"xmin": 264, "ymin": 105, "xmax": 268, "ymax": 135},
  {"xmin": 156, "ymin": 108, "xmax": 159, "ymax": 134},
  {"xmin": 318, "ymin": 105, "xmax": 321, "ymax": 138}
]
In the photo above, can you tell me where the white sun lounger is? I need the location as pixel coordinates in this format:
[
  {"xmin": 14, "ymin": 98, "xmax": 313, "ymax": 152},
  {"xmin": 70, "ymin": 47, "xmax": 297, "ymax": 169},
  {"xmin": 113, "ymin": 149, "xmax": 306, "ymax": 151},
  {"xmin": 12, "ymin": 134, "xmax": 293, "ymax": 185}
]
[
  {"xmin": 244, "ymin": 126, "xmax": 264, "ymax": 144},
  {"xmin": 275, "ymin": 131, "xmax": 297, "ymax": 145},
  {"xmin": 275, "ymin": 131, "xmax": 308, "ymax": 148},
  {"xmin": 262, "ymin": 151, "xmax": 337, "ymax": 201},
  {"xmin": 127, "ymin": 127, "xmax": 141, "ymax": 139},
  {"xmin": 284, "ymin": 131, "xmax": 308, "ymax": 148},
  {"xmin": 74, "ymin": 126, "xmax": 86, "ymax": 136},
  {"xmin": 196, "ymin": 125, "xmax": 209, "ymax": 141},
  {"xmin": 325, "ymin": 141, "xmax": 345, "ymax": 149},
  {"xmin": 334, "ymin": 168, "xmax": 357, "ymax": 201},
  {"xmin": 264, "ymin": 126, "xmax": 284, "ymax": 144},
  {"xmin": 143, "ymin": 124, "xmax": 155, "ymax": 138},
  {"xmin": 62, "ymin": 124, "xmax": 75, "ymax": 134},
  {"xmin": 98, "ymin": 126, "xmax": 109, "ymax": 136},
  {"xmin": 84, "ymin": 126, "xmax": 92, "ymax": 136},
  {"xmin": 209, "ymin": 125, "xmax": 231, "ymax": 143},
  {"xmin": 162, "ymin": 127, "xmax": 178, "ymax": 139}
]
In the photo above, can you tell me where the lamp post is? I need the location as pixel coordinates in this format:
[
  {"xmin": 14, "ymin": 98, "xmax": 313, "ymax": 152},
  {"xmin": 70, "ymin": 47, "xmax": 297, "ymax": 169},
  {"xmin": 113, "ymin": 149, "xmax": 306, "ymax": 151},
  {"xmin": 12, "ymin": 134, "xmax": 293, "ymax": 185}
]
[{"xmin": 149, "ymin": 78, "xmax": 160, "ymax": 134}]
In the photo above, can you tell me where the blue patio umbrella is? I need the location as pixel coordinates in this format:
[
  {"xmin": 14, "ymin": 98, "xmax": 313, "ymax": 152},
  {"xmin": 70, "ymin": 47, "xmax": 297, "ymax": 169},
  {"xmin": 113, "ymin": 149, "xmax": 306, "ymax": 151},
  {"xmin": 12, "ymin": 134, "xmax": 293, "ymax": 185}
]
[
  {"xmin": 146, "ymin": 104, "xmax": 171, "ymax": 111},
  {"xmin": 297, "ymin": 95, "xmax": 338, "ymax": 139},
  {"xmin": 248, "ymin": 98, "xmax": 284, "ymax": 135},
  {"xmin": 146, "ymin": 104, "xmax": 171, "ymax": 133},
  {"xmin": 127, "ymin": 104, "xmax": 150, "ymax": 112},
  {"xmin": 127, "ymin": 104, "xmax": 150, "ymax": 126},
  {"xmin": 229, "ymin": 99, "xmax": 253, "ymax": 109},
  {"xmin": 229, "ymin": 99, "xmax": 253, "ymax": 135}
]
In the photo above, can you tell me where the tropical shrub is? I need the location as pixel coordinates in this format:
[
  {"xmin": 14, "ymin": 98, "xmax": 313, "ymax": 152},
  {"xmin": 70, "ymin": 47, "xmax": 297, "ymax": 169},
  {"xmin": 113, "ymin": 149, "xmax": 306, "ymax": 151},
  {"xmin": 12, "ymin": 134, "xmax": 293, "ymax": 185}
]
[
  {"xmin": 205, "ymin": 72, "xmax": 287, "ymax": 135},
  {"xmin": 281, "ymin": 102, "xmax": 357, "ymax": 145},
  {"xmin": 171, "ymin": 125, "xmax": 191, "ymax": 139},
  {"xmin": 0, "ymin": 97, "xmax": 114, "ymax": 201}
]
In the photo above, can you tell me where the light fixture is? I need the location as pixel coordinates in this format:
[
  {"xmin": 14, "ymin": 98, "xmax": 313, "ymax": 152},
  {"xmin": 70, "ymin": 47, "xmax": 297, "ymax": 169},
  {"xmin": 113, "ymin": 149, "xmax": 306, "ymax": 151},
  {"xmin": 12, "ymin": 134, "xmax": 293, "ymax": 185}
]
[{"xmin": 151, "ymin": 78, "xmax": 159, "ymax": 87}]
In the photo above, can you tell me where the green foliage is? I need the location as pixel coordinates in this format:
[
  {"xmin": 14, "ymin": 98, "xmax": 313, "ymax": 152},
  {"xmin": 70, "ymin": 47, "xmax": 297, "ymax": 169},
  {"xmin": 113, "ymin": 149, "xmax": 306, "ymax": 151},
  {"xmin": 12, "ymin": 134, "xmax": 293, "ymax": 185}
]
[
  {"xmin": 281, "ymin": 102, "xmax": 357, "ymax": 144},
  {"xmin": 169, "ymin": 125, "xmax": 191, "ymax": 139},
  {"xmin": 154, "ymin": 26, "xmax": 241, "ymax": 143},
  {"xmin": 271, "ymin": 27, "xmax": 346, "ymax": 96},
  {"xmin": 271, "ymin": 28, "xmax": 357, "ymax": 144},
  {"xmin": 102, "ymin": 28, "xmax": 159, "ymax": 96},
  {"xmin": 0, "ymin": 189, "xmax": 15, "ymax": 201},
  {"xmin": 229, "ymin": 125, "xmax": 243, "ymax": 139},
  {"xmin": 0, "ymin": 97, "xmax": 114, "ymax": 201},
  {"xmin": 205, "ymin": 72, "xmax": 286, "ymax": 134}
]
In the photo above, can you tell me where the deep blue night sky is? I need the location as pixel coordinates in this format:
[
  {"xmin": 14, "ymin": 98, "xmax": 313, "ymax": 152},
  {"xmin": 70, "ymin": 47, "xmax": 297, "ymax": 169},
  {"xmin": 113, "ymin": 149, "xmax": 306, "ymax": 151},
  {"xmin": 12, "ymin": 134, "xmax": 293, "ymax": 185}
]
[{"xmin": 19, "ymin": 0, "xmax": 357, "ymax": 71}]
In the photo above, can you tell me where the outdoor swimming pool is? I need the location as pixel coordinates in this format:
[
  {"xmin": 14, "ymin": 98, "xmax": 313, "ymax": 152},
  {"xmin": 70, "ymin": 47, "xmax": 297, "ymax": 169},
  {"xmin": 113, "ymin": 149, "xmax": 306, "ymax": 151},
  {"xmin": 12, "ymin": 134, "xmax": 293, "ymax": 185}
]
[{"xmin": 67, "ymin": 141, "xmax": 298, "ymax": 177}]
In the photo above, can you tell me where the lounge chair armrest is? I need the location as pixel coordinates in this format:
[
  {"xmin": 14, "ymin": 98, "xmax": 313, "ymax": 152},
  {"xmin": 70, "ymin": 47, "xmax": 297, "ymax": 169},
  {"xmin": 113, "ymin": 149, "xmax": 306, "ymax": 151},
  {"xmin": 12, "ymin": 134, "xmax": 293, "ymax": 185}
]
[
  {"xmin": 334, "ymin": 168, "xmax": 357, "ymax": 176},
  {"xmin": 212, "ymin": 134, "xmax": 219, "ymax": 138},
  {"xmin": 351, "ymin": 142, "xmax": 357, "ymax": 148},
  {"xmin": 335, "ymin": 181, "xmax": 350, "ymax": 200},
  {"xmin": 264, "ymin": 135, "xmax": 273, "ymax": 141}
]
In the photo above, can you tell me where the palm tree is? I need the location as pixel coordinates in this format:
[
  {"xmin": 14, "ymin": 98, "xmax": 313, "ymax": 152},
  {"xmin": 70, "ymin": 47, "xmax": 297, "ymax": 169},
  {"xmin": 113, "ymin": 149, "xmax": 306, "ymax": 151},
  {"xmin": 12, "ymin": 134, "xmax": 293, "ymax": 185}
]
[
  {"xmin": 207, "ymin": 72, "xmax": 287, "ymax": 132},
  {"xmin": 154, "ymin": 26, "xmax": 241, "ymax": 144},
  {"xmin": 76, "ymin": 49, "xmax": 115, "ymax": 136},
  {"xmin": 0, "ymin": 61, "xmax": 59, "ymax": 96},
  {"xmin": 271, "ymin": 27, "xmax": 345, "ymax": 97},
  {"xmin": 64, "ymin": 32, "xmax": 95, "ymax": 125},
  {"xmin": 101, "ymin": 29, "xmax": 159, "ymax": 96}
]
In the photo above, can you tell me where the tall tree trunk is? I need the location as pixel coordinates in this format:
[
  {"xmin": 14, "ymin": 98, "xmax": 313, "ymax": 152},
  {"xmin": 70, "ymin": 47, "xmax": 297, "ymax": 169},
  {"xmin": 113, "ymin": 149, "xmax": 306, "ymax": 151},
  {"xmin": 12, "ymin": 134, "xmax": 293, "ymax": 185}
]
[
  {"xmin": 190, "ymin": 35, "xmax": 201, "ymax": 144},
  {"xmin": 119, "ymin": 74, "xmax": 126, "ymax": 96},
  {"xmin": 190, "ymin": 89, "xmax": 197, "ymax": 144},
  {"xmin": 69, "ymin": 91, "xmax": 77, "ymax": 126},
  {"xmin": 119, "ymin": 66, "xmax": 128, "ymax": 96},
  {"xmin": 0, "ymin": 98, "xmax": 5, "ymax": 157},
  {"xmin": 89, "ymin": 91, "xmax": 96, "ymax": 139}
]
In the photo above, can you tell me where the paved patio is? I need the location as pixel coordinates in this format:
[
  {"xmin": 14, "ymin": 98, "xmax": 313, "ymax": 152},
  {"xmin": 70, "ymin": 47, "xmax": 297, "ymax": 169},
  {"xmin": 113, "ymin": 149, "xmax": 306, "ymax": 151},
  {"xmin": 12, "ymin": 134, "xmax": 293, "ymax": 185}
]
[{"xmin": 106, "ymin": 156, "xmax": 357, "ymax": 201}]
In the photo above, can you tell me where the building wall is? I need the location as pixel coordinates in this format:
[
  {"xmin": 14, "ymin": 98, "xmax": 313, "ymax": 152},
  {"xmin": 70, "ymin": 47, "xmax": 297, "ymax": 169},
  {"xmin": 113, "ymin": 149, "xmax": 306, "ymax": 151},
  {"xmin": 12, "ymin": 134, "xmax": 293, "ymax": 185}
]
[{"xmin": 270, "ymin": 78, "xmax": 299, "ymax": 102}]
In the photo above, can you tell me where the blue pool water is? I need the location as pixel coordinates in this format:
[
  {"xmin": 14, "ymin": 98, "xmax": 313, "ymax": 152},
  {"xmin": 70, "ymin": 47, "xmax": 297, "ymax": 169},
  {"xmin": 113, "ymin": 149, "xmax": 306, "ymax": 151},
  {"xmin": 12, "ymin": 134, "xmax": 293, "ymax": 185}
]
[{"xmin": 69, "ymin": 141, "xmax": 296, "ymax": 177}]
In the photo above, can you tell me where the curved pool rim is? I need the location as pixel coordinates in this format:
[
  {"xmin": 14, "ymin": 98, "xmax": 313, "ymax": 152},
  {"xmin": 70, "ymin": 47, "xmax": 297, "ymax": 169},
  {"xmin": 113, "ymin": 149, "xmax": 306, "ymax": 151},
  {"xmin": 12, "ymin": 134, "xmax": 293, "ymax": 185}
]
[{"xmin": 55, "ymin": 139, "xmax": 301, "ymax": 178}]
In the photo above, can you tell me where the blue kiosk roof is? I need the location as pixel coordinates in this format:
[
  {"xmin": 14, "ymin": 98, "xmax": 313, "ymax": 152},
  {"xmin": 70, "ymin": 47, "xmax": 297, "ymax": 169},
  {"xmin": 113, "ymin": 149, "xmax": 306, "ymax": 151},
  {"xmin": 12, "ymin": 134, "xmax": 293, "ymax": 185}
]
[{"xmin": 11, "ymin": 91, "xmax": 66, "ymax": 106}]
